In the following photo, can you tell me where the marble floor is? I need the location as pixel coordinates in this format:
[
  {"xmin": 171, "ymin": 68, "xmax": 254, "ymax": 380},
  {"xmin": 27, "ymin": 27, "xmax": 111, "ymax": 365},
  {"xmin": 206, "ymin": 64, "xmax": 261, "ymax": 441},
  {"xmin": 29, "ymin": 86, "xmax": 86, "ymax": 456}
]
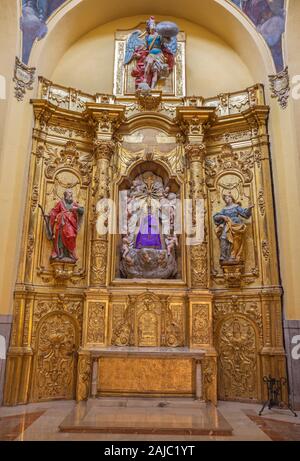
[{"xmin": 0, "ymin": 398, "xmax": 299, "ymax": 441}]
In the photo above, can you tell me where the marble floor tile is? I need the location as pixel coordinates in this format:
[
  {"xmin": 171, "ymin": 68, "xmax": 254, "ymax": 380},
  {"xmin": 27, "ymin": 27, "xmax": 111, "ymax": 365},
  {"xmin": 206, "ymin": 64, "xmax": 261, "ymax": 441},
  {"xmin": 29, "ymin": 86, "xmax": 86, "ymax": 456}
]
[{"xmin": 1, "ymin": 398, "xmax": 299, "ymax": 441}]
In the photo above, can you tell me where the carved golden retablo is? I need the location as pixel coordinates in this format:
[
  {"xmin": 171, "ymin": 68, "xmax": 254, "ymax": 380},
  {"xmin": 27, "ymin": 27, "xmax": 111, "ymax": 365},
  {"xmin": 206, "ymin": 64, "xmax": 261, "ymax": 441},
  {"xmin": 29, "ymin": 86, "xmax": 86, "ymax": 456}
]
[{"xmin": 3, "ymin": 74, "xmax": 286, "ymax": 409}]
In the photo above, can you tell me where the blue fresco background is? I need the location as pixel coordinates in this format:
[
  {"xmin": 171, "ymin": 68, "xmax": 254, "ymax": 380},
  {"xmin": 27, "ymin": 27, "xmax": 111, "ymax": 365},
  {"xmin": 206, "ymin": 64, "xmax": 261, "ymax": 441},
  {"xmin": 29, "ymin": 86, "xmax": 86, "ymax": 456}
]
[
  {"xmin": 21, "ymin": 0, "xmax": 66, "ymax": 64},
  {"xmin": 21, "ymin": 0, "xmax": 286, "ymax": 71},
  {"xmin": 230, "ymin": 0, "xmax": 286, "ymax": 71}
]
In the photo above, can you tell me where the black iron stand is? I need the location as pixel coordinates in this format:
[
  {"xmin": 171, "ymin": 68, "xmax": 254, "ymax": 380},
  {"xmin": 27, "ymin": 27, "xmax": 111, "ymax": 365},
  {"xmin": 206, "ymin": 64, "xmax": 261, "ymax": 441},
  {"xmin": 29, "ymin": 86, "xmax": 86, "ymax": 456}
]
[{"xmin": 259, "ymin": 375, "xmax": 297, "ymax": 417}]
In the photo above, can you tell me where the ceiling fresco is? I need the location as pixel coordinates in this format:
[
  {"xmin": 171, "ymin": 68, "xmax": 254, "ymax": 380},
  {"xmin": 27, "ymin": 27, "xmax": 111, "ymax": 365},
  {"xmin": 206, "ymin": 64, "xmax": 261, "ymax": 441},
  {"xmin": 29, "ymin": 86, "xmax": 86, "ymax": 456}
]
[{"xmin": 20, "ymin": 0, "xmax": 286, "ymax": 71}]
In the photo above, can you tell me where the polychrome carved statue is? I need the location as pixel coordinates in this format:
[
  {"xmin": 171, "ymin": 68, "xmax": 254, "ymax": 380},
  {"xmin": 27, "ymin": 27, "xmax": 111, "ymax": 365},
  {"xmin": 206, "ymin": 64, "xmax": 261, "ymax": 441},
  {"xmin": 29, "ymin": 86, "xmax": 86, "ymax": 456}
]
[
  {"xmin": 120, "ymin": 172, "xmax": 179, "ymax": 279},
  {"xmin": 213, "ymin": 193, "xmax": 254, "ymax": 264},
  {"xmin": 124, "ymin": 16, "xmax": 179, "ymax": 91},
  {"xmin": 43, "ymin": 189, "xmax": 84, "ymax": 263}
]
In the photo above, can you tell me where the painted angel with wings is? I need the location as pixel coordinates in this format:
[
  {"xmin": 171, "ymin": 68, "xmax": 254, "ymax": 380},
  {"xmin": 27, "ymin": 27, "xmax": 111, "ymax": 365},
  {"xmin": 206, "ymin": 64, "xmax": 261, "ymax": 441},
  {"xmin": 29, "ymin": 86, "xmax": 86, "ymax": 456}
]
[{"xmin": 124, "ymin": 16, "xmax": 179, "ymax": 91}]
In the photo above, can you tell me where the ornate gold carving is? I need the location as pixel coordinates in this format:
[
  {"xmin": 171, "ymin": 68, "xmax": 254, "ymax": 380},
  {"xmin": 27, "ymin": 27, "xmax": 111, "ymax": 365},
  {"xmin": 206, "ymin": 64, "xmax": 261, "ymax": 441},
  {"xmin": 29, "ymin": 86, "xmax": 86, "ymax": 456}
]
[
  {"xmin": 135, "ymin": 293, "xmax": 162, "ymax": 347},
  {"xmin": 32, "ymin": 298, "xmax": 82, "ymax": 347},
  {"xmin": 76, "ymin": 353, "xmax": 92, "ymax": 401},
  {"xmin": 111, "ymin": 297, "xmax": 185, "ymax": 348},
  {"xmin": 99, "ymin": 357, "xmax": 193, "ymax": 394},
  {"xmin": 31, "ymin": 185, "xmax": 39, "ymax": 212},
  {"xmin": 94, "ymin": 140, "xmax": 115, "ymax": 161},
  {"xmin": 262, "ymin": 240, "xmax": 270, "ymax": 261},
  {"xmin": 90, "ymin": 240, "xmax": 107, "ymax": 285},
  {"xmin": 258, "ymin": 189, "xmax": 265, "ymax": 216},
  {"xmin": 205, "ymin": 145, "xmax": 253, "ymax": 188},
  {"xmin": 135, "ymin": 90, "xmax": 162, "ymax": 111},
  {"xmin": 191, "ymin": 304, "xmax": 210, "ymax": 346},
  {"xmin": 44, "ymin": 141, "xmax": 93, "ymax": 184},
  {"xmin": 111, "ymin": 304, "xmax": 132, "ymax": 347},
  {"xmin": 221, "ymin": 263, "xmax": 245, "ymax": 288},
  {"xmin": 27, "ymin": 233, "xmax": 35, "ymax": 259},
  {"xmin": 50, "ymin": 261, "xmax": 77, "ymax": 283},
  {"xmin": 165, "ymin": 304, "xmax": 185, "ymax": 347},
  {"xmin": 217, "ymin": 316, "xmax": 258, "ymax": 400},
  {"xmin": 32, "ymin": 313, "xmax": 77, "ymax": 401},
  {"xmin": 190, "ymin": 245, "xmax": 208, "ymax": 288},
  {"xmin": 87, "ymin": 303, "xmax": 106, "ymax": 344},
  {"xmin": 202, "ymin": 357, "xmax": 217, "ymax": 405},
  {"xmin": 185, "ymin": 143, "xmax": 205, "ymax": 164},
  {"xmin": 214, "ymin": 297, "xmax": 263, "ymax": 339}
]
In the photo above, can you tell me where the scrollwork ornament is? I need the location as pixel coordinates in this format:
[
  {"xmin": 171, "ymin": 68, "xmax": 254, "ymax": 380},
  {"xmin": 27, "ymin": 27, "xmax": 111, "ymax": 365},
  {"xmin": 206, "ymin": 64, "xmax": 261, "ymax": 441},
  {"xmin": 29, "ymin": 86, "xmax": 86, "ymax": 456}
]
[
  {"xmin": 90, "ymin": 240, "xmax": 107, "ymax": 285},
  {"xmin": 76, "ymin": 354, "xmax": 92, "ymax": 401},
  {"xmin": 190, "ymin": 244, "xmax": 208, "ymax": 288},
  {"xmin": 87, "ymin": 303, "xmax": 106, "ymax": 344},
  {"xmin": 269, "ymin": 66, "xmax": 290, "ymax": 109},
  {"xmin": 13, "ymin": 57, "xmax": 36, "ymax": 101}
]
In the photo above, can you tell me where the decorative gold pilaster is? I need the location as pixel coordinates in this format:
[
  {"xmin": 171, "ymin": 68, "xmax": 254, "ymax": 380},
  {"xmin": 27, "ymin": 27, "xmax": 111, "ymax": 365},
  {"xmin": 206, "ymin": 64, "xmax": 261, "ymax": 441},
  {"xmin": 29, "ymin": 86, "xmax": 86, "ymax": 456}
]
[
  {"xmin": 177, "ymin": 107, "xmax": 215, "ymax": 288},
  {"xmin": 85, "ymin": 105, "xmax": 125, "ymax": 287},
  {"xmin": 76, "ymin": 351, "xmax": 92, "ymax": 402}
]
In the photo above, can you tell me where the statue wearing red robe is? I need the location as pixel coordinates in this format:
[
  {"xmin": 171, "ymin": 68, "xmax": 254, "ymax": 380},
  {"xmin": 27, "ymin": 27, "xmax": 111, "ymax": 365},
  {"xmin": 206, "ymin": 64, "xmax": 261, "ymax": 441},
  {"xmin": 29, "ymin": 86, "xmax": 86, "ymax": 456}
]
[{"xmin": 49, "ymin": 190, "xmax": 84, "ymax": 262}]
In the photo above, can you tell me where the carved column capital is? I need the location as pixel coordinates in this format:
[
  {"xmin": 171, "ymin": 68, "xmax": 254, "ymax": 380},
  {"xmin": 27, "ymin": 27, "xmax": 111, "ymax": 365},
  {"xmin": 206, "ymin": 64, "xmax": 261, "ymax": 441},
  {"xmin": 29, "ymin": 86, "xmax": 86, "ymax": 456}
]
[
  {"xmin": 177, "ymin": 106, "xmax": 216, "ymax": 143},
  {"xmin": 84, "ymin": 103, "xmax": 125, "ymax": 138},
  {"xmin": 94, "ymin": 140, "xmax": 116, "ymax": 161},
  {"xmin": 185, "ymin": 143, "xmax": 206, "ymax": 163}
]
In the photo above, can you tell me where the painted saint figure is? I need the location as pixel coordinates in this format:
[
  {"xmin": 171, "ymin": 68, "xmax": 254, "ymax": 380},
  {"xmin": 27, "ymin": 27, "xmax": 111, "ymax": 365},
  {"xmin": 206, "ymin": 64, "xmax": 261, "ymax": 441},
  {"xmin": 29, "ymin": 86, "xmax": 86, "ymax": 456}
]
[
  {"xmin": 124, "ymin": 16, "xmax": 179, "ymax": 90},
  {"xmin": 48, "ymin": 189, "xmax": 84, "ymax": 262},
  {"xmin": 213, "ymin": 193, "xmax": 254, "ymax": 263}
]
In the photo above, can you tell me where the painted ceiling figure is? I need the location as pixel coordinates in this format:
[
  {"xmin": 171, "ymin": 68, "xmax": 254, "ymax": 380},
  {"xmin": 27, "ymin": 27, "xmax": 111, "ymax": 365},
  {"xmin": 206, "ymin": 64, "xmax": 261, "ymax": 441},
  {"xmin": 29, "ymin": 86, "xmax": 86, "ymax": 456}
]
[{"xmin": 124, "ymin": 16, "xmax": 179, "ymax": 91}]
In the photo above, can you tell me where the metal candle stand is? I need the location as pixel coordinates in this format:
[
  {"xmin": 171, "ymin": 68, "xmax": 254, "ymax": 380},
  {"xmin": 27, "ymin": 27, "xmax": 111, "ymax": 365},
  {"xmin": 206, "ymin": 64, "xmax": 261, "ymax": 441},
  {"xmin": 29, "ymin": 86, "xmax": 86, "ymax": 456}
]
[{"xmin": 259, "ymin": 375, "xmax": 297, "ymax": 417}]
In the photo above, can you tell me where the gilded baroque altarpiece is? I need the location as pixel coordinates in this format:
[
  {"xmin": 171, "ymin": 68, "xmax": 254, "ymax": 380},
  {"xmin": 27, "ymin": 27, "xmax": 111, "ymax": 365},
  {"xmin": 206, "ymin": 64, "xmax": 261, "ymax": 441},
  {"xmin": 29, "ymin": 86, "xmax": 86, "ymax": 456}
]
[{"xmin": 3, "ymin": 27, "xmax": 286, "ymax": 405}]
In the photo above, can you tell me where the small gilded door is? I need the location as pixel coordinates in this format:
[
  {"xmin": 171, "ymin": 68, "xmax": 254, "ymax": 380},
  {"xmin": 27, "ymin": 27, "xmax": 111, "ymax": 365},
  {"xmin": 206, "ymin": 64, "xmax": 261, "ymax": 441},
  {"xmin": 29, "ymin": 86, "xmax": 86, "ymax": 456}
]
[{"xmin": 32, "ymin": 313, "xmax": 78, "ymax": 401}]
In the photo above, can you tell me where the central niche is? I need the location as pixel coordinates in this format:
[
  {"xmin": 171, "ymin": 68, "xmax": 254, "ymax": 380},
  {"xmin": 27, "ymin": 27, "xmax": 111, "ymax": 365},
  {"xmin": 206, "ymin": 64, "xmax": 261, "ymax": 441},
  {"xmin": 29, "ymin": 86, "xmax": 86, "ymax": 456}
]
[{"xmin": 118, "ymin": 162, "xmax": 181, "ymax": 279}]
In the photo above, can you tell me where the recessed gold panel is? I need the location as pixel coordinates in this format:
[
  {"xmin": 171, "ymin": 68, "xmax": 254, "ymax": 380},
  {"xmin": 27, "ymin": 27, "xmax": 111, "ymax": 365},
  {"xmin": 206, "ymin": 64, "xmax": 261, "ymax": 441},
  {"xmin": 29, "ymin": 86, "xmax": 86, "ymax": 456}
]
[{"xmin": 98, "ymin": 357, "xmax": 194, "ymax": 394}]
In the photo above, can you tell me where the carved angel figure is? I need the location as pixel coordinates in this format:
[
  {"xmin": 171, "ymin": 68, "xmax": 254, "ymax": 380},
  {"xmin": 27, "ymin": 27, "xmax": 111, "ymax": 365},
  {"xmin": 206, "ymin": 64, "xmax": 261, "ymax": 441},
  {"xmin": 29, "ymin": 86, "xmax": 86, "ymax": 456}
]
[{"xmin": 124, "ymin": 16, "xmax": 179, "ymax": 91}]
